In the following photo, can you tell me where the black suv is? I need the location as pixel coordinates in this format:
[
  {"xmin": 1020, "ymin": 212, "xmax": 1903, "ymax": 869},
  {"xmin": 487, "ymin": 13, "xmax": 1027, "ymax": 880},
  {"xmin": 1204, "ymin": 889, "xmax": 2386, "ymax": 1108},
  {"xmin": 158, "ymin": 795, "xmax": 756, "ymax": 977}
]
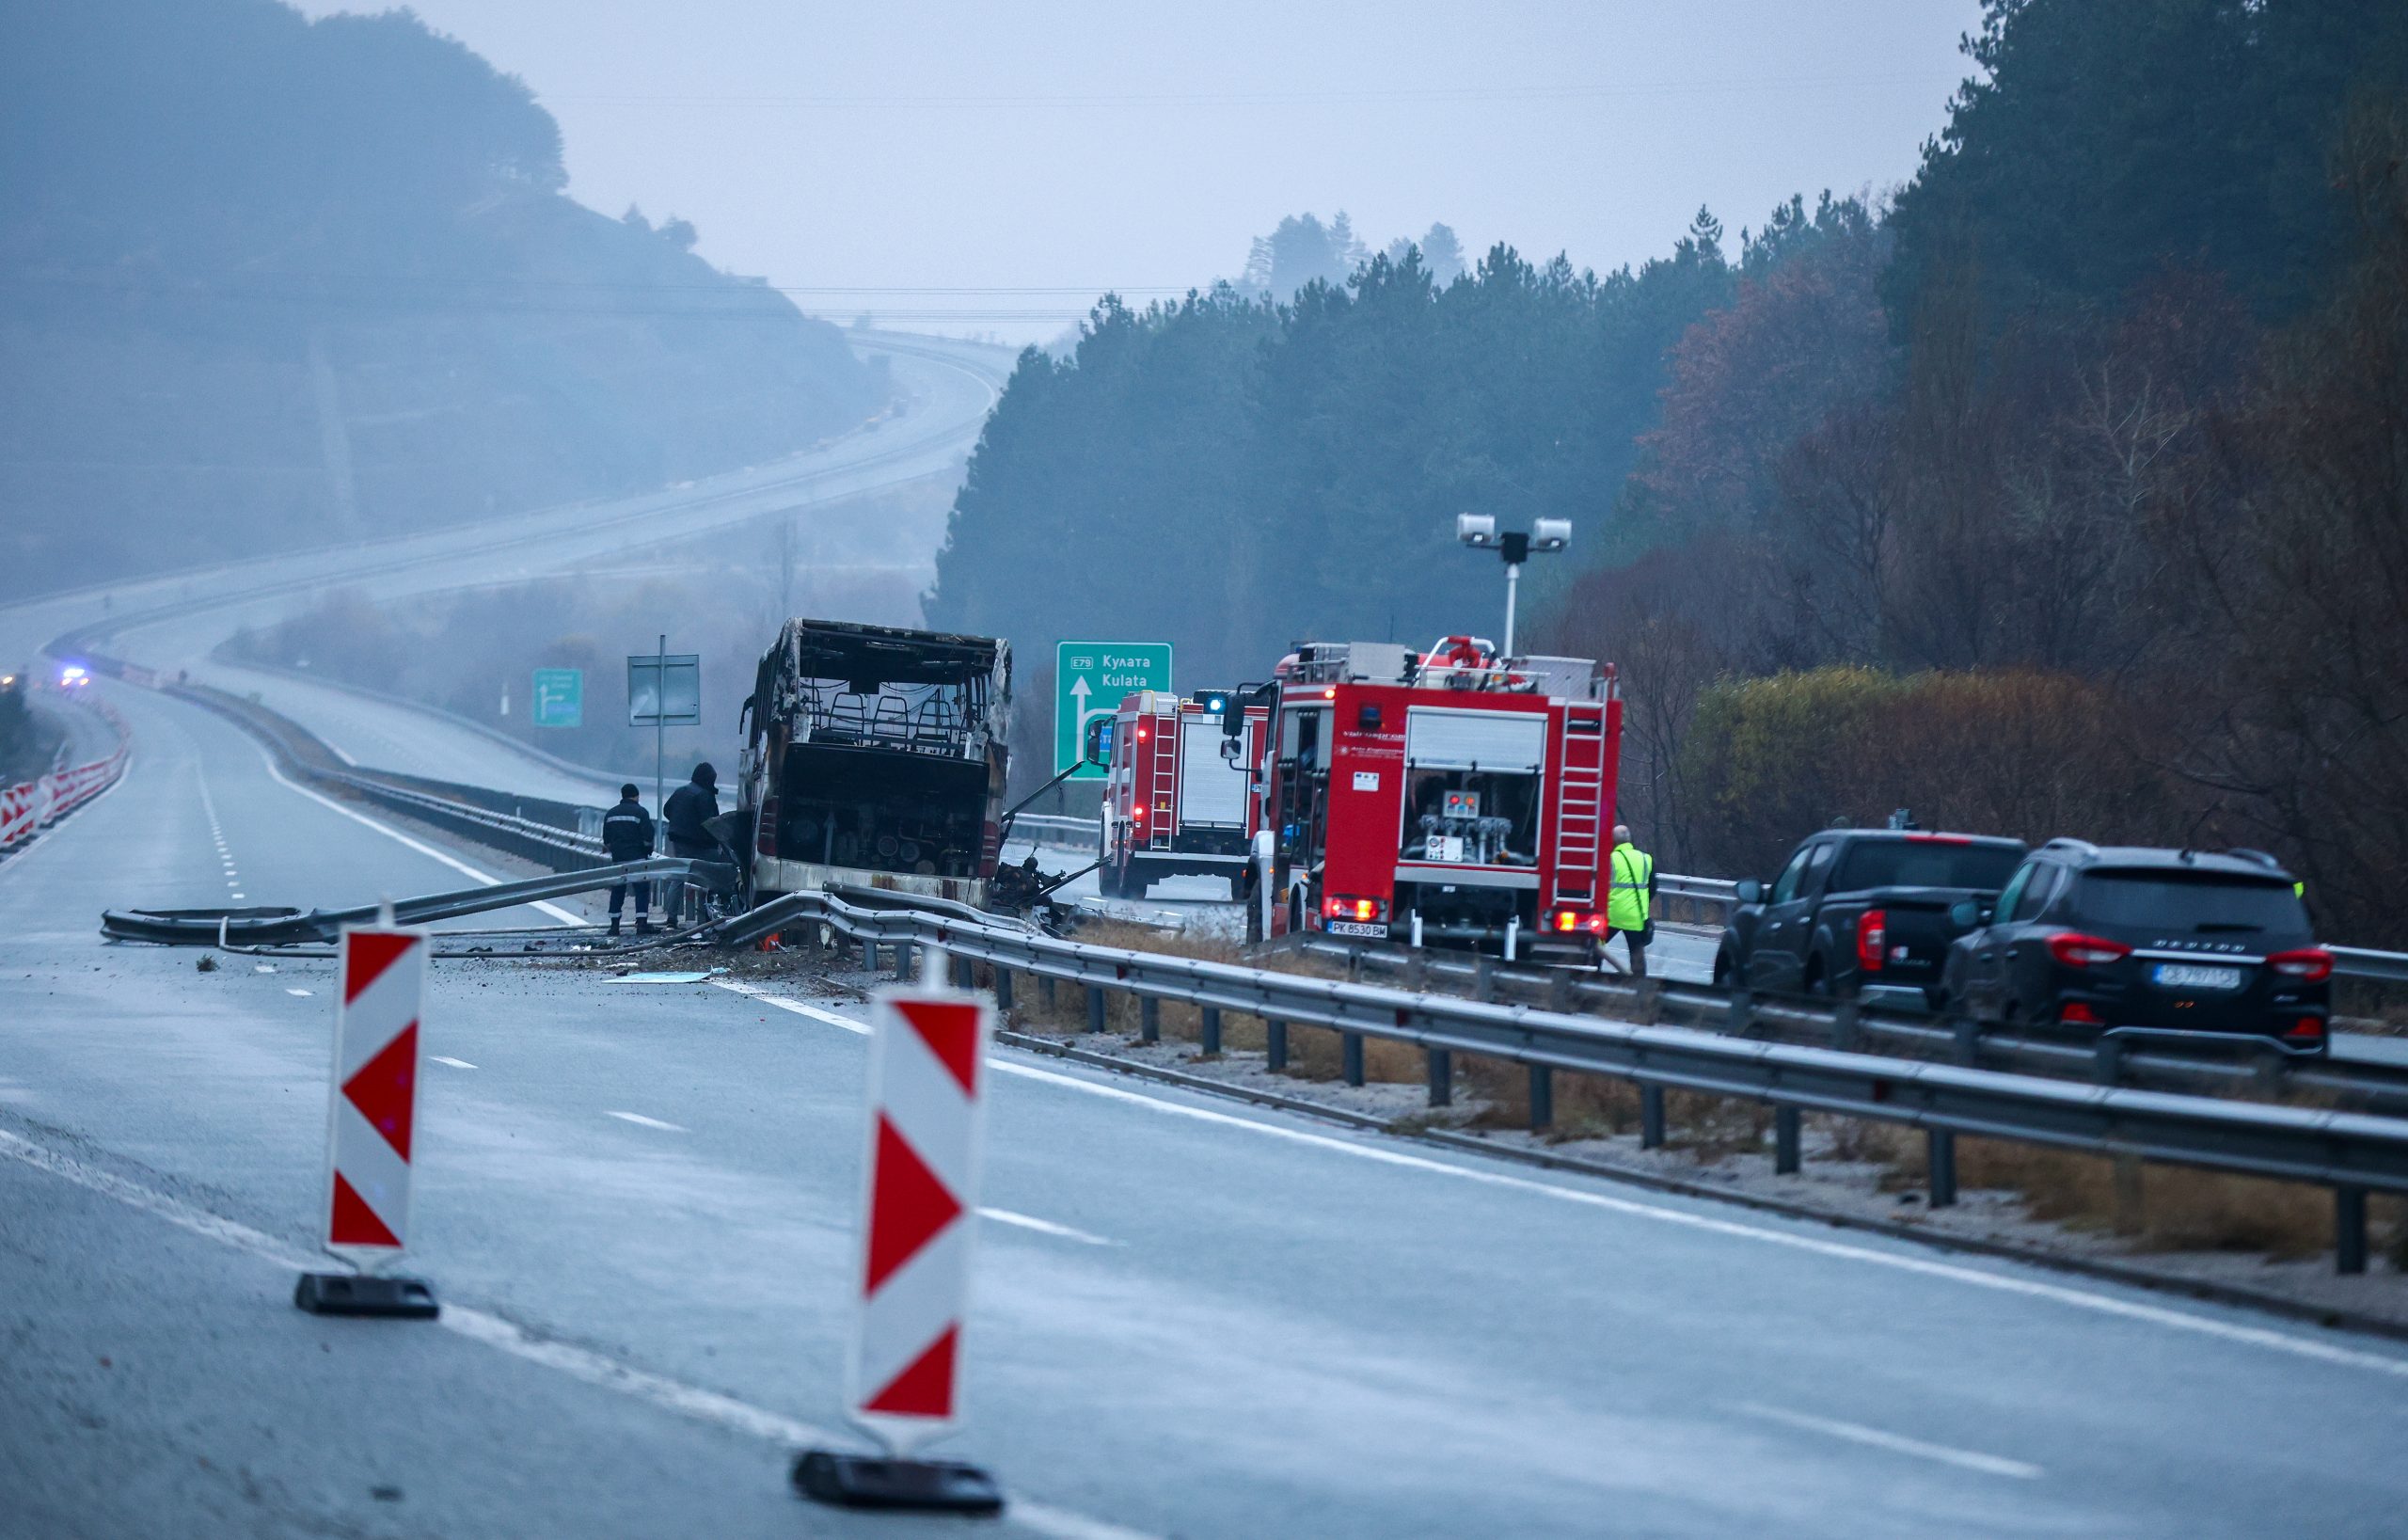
[
  {"xmin": 1938, "ymin": 841, "xmax": 2331, "ymax": 1056},
  {"xmin": 1715, "ymin": 830, "xmax": 2028, "ymax": 1004}
]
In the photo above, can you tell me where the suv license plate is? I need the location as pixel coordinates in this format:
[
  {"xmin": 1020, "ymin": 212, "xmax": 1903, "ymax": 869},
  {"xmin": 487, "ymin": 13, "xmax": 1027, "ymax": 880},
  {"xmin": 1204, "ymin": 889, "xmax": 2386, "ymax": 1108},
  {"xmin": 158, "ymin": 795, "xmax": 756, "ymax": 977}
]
[
  {"xmin": 2152, "ymin": 962, "xmax": 2242, "ymax": 991},
  {"xmin": 1326, "ymin": 920, "xmax": 1386, "ymax": 938}
]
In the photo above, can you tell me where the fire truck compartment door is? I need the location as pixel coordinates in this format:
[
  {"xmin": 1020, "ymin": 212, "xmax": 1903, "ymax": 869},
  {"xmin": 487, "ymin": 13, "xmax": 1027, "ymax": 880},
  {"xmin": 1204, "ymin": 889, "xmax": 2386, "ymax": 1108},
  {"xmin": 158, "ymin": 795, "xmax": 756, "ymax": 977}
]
[
  {"xmin": 1404, "ymin": 708, "xmax": 1545, "ymax": 772},
  {"xmin": 1179, "ymin": 719, "xmax": 1247, "ymax": 825}
]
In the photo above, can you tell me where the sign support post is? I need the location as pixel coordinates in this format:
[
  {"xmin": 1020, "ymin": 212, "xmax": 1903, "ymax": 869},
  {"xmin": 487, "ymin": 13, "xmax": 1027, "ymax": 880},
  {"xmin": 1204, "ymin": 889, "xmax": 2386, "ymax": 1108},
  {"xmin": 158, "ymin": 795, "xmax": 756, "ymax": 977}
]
[
  {"xmin": 794, "ymin": 983, "xmax": 1004, "ymax": 1514},
  {"xmin": 294, "ymin": 923, "xmax": 438, "ymax": 1319}
]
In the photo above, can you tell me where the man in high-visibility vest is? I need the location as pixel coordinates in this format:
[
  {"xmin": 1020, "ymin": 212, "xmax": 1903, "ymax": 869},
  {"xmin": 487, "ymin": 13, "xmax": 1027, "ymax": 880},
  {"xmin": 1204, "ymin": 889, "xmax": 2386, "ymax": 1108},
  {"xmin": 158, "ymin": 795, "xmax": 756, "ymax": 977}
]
[{"xmin": 1607, "ymin": 824, "xmax": 1656, "ymax": 976}]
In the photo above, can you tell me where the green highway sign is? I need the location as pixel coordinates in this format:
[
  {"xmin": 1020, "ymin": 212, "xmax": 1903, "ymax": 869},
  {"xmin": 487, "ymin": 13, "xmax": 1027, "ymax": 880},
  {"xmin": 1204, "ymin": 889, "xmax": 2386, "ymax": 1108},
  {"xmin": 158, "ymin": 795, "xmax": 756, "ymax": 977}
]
[
  {"xmin": 531, "ymin": 668, "xmax": 583, "ymax": 729},
  {"xmin": 1055, "ymin": 641, "xmax": 1172, "ymax": 779}
]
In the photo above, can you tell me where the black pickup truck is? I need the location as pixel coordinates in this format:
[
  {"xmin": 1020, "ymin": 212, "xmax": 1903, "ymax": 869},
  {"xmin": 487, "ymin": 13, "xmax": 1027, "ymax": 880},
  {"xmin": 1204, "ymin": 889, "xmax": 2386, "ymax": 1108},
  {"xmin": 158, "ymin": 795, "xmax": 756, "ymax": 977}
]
[{"xmin": 1712, "ymin": 830, "xmax": 2027, "ymax": 1004}]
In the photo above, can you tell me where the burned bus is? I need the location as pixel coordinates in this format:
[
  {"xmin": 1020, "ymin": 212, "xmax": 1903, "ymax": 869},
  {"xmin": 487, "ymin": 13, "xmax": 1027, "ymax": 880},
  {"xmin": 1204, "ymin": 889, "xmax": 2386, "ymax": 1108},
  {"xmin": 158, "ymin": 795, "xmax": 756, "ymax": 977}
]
[{"xmin": 737, "ymin": 619, "xmax": 1011, "ymax": 909}]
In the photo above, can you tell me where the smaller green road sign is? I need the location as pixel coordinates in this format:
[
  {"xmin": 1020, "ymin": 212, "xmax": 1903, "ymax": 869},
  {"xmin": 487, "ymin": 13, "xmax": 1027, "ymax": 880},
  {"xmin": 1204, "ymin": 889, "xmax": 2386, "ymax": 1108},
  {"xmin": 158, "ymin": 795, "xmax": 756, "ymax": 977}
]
[
  {"xmin": 531, "ymin": 668, "xmax": 583, "ymax": 729},
  {"xmin": 1055, "ymin": 642, "xmax": 1172, "ymax": 778}
]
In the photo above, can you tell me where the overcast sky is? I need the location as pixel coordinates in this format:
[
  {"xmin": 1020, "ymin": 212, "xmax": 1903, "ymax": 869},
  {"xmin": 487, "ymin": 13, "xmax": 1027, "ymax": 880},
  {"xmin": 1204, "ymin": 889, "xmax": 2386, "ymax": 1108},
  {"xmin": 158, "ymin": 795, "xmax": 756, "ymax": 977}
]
[{"xmin": 299, "ymin": 0, "xmax": 1985, "ymax": 342}]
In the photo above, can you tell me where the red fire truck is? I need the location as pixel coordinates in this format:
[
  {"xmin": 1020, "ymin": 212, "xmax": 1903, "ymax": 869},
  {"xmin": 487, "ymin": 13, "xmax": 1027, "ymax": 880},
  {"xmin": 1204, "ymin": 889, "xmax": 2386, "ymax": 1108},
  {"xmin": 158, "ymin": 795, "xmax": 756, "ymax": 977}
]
[
  {"xmin": 1255, "ymin": 639, "xmax": 1621, "ymax": 961},
  {"xmin": 1098, "ymin": 690, "xmax": 1269, "ymax": 899}
]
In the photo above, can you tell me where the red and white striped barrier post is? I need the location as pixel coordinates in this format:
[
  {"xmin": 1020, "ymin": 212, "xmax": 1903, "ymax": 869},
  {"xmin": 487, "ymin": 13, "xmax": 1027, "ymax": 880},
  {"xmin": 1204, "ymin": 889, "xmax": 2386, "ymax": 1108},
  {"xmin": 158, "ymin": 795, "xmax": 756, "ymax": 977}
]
[
  {"xmin": 795, "ymin": 978, "xmax": 1005, "ymax": 1513},
  {"xmin": 294, "ymin": 924, "xmax": 439, "ymax": 1319}
]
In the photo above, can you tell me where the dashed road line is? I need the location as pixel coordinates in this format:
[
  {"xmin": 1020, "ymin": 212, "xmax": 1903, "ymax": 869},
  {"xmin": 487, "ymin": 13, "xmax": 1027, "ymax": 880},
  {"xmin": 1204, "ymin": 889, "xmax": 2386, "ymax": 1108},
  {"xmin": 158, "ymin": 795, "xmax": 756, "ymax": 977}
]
[
  {"xmin": 1733, "ymin": 1402, "xmax": 2043, "ymax": 1480},
  {"xmin": 605, "ymin": 1110, "xmax": 687, "ymax": 1133},
  {"xmin": 431, "ymin": 1056, "xmax": 478, "ymax": 1070},
  {"xmin": 980, "ymin": 1207, "xmax": 1117, "ymax": 1246}
]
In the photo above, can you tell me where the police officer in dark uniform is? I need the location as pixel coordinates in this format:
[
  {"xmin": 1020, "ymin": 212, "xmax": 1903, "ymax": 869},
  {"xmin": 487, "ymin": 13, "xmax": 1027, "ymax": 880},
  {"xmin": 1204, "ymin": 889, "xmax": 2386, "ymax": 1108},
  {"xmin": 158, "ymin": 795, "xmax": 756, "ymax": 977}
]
[
  {"xmin": 602, "ymin": 783, "xmax": 655, "ymax": 937},
  {"xmin": 661, "ymin": 762, "xmax": 721, "ymax": 925}
]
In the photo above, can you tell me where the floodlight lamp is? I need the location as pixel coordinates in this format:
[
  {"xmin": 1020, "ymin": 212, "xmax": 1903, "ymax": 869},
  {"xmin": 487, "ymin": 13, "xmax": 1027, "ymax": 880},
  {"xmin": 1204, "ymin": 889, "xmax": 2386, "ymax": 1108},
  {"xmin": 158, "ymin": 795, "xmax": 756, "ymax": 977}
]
[
  {"xmin": 1456, "ymin": 512, "xmax": 1497, "ymax": 548},
  {"xmin": 1531, "ymin": 517, "xmax": 1573, "ymax": 553}
]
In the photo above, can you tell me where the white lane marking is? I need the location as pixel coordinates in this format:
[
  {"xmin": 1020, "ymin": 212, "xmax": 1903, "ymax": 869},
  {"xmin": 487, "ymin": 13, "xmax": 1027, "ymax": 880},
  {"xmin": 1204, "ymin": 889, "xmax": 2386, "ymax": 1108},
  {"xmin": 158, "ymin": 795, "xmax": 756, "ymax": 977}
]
[
  {"xmin": 1733, "ymin": 1402, "xmax": 2043, "ymax": 1481},
  {"xmin": 714, "ymin": 981, "xmax": 868, "ymax": 1034},
  {"xmin": 979, "ymin": 1207, "xmax": 1117, "ymax": 1247},
  {"xmin": 605, "ymin": 1110, "xmax": 687, "ymax": 1133},
  {"xmin": 230, "ymin": 892, "xmax": 246, "ymax": 900},
  {"xmin": 285, "ymin": 988, "xmax": 313, "ymax": 997},
  {"xmin": 0, "ymin": 1130, "xmax": 1151, "ymax": 1540},
  {"xmin": 722, "ymin": 986, "xmax": 2408, "ymax": 1382},
  {"xmin": 431, "ymin": 1056, "xmax": 478, "ymax": 1070},
  {"xmin": 253, "ymin": 742, "xmax": 581, "ymax": 927}
]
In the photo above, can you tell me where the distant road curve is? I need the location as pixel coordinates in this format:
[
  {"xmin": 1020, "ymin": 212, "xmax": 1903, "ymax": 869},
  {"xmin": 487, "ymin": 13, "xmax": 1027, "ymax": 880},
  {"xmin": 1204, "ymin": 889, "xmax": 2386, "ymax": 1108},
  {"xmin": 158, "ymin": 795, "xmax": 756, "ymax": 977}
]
[{"xmin": 0, "ymin": 331, "xmax": 1016, "ymax": 801}]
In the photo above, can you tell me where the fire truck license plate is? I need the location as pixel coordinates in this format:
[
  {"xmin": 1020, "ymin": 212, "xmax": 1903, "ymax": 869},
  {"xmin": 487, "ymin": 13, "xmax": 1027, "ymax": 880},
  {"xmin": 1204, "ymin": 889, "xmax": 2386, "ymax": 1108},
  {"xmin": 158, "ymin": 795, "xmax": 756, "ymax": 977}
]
[{"xmin": 1326, "ymin": 920, "xmax": 1387, "ymax": 938}]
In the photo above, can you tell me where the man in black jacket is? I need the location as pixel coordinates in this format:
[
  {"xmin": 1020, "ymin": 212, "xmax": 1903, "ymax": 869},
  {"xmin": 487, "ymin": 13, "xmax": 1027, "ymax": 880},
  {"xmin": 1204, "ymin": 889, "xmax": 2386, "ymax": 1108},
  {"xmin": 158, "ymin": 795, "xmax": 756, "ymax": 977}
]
[
  {"xmin": 601, "ymin": 783, "xmax": 655, "ymax": 937},
  {"xmin": 661, "ymin": 762, "xmax": 721, "ymax": 925}
]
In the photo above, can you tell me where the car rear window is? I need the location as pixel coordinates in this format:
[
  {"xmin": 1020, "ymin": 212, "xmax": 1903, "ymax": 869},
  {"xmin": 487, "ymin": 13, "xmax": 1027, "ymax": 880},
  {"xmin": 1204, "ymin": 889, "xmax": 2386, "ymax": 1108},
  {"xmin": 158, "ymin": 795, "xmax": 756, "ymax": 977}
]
[
  {"xmin": 1828, "ymin": 841, "xmax": 2023, "ymax": 894},
  {"xmin": 2071, "ymin": 871, "xmax": 2306, "ymax": 933}
]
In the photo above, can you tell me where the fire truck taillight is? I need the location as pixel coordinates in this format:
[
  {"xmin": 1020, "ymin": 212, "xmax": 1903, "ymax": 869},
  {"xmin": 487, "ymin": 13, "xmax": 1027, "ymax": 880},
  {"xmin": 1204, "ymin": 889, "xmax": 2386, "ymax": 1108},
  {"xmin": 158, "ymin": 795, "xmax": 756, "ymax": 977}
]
[
  {"xmin": 1548, "ymin": 907, "xmax": 1608, "ymax": 935},
  {"xmin": 1322, "ymin": 896, "xmax": 1387, "ymax": 923}
]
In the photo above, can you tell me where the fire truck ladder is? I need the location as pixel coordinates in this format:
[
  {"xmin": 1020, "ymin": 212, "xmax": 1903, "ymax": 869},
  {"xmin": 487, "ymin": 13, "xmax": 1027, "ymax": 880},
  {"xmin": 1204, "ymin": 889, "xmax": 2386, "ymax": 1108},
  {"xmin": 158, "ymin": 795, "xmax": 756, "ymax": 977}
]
[
  {"xmin": 1553, "ymin": 717, "xmax": 1606, "ymax": 895},
  {"xmin": 1147, "ymin": 707, "xmax": 1178, "ymax": 849}
]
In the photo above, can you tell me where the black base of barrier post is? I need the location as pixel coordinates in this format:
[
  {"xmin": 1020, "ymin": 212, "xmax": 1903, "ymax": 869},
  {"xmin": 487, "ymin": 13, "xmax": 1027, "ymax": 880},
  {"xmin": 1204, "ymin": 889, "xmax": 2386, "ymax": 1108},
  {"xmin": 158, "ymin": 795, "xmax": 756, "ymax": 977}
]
[
  {"xmin": 1199, "ymin": 1006, "xmax": 1223, "ymax": 1056},
  {"xmin": 1342, "ymin": 1032, "xmax": 1364, "ymax": 1087},
  {"xmin": 293, "ymin": 1272, "xmax": 438, "ymax": 1320},
  {"xmin": 1039, "ymin": 975, "xmax": 1056, "ymax": 1009},
  {"xmin": 1085, "ymin": 985, "xmax": 1107, "ymax": 1033},
  {"xmin": 993, "ymin": 968, "xmax": 1013, "ymax": 1009},
  {"xmin": 793, "ymin": 1451, "xmax": 1004, "ymax": 1515},
  {"xmin": 1528, "ymin": 1065, "xmax": 1553, "ymax": 1131},
  {"xmin": 1427, "ymin": 1048, "xmax": 1452, "ymax": 1107},
  {"xmin": 1774, "ymin": 1106, "xmax": 1801, "ymax": 1174},
  {"xmin": 2337, "ymin": 1186, "xmax": 2368, "ymax": 1275},
  {"xmin": 953, "ymin": 955, "xmax": 974, "ymax": 991},
  {"xmin": 1140, "ymin": 996, "xmax": 1160, "ymax": 1044},
  {"xmin": 1266, "ymin": 1019, "xmax": 1288, "ymax": 1072},
  {"xmin": 1929, "ymin": 1130, "xmax": 1958, "ymax": 1207},
  {"xmin": 1640, "ymin": 1084, "xmax": 1666, "ymax": 1149}
]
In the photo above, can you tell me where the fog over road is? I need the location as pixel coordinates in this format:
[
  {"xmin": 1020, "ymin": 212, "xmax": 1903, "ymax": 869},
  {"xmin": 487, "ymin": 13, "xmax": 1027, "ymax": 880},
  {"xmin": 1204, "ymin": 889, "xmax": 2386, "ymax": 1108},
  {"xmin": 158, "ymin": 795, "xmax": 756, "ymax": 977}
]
[{"xmin": 7, "ymin": 337, "xmax": 2408, "ymax": 1539}]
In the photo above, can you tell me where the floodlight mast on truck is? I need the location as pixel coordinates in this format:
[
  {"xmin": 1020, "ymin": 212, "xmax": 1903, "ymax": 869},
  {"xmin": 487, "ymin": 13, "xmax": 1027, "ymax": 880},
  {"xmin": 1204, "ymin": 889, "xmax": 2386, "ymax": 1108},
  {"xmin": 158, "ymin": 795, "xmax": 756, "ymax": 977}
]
[{"xmin": 1456, "ymin": 513, "xmax": 1570, "ymax": 659}]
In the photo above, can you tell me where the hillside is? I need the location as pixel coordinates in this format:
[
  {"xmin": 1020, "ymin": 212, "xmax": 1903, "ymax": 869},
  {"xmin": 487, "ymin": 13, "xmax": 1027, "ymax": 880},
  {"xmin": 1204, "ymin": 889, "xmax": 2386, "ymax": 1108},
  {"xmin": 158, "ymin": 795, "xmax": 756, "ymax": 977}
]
[{"xmin": 0, "ymin": 0, "xmax": 883, "ymax": 599}]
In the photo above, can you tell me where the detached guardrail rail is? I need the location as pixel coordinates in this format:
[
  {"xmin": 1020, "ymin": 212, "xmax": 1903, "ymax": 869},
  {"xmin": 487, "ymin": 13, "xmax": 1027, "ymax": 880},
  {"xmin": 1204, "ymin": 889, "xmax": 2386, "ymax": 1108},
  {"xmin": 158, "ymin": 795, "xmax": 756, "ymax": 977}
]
[
  {"xmin": 102, "ymin": 857, "xmax": 736, "ymax": 946},
  {"xmin": 717, "ymin": 890, "xmax": 2408, "ymax": 1275}
]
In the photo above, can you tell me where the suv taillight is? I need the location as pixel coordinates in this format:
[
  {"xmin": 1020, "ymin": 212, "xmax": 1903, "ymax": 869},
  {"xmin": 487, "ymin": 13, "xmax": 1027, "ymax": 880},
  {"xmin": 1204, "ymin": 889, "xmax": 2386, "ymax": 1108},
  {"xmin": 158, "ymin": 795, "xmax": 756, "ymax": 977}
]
[
  {"xmin": 2048, "ymin": 932, "xmax": 2131, "ymax": 968},
  {"xmin": 2268, "ymin": 947, "xmax": 2333, "ymax": 982},
  {"xmin": 1856, "ymin": 908, "xmax": 1887, "ymax": 973}
]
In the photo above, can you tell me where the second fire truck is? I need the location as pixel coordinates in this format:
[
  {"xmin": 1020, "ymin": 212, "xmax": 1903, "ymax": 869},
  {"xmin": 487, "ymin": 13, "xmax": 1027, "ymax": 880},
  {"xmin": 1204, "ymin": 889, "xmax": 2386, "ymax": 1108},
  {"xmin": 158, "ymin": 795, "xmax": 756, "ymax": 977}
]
[
  {"xmin": 1098, "ymin": 690, "xmax": 1269, "ymax": 899},
  {"xmin": 1247, "ymin": 638, "xmax": 1622, "ymax": 962}
]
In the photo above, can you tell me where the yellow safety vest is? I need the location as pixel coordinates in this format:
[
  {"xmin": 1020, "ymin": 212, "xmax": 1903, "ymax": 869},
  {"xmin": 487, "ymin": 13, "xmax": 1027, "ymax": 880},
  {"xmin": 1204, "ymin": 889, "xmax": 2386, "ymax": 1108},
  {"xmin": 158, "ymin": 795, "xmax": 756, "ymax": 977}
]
[{"xmin": 1608, "ymin": 843, "xmax": 1654, "ymax": 931}]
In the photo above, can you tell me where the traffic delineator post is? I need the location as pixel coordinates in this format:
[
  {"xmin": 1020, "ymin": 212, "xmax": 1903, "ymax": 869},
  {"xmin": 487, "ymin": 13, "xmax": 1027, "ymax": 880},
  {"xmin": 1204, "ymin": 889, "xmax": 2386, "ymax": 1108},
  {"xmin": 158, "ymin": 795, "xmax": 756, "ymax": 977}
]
[
  {"xmin": 794, "ymin": 979, "xmax": 1004, "ymax": 1514},
  {"xmin": 295, "ymin": 924, "xmax": 438, "ymax": 1319}
]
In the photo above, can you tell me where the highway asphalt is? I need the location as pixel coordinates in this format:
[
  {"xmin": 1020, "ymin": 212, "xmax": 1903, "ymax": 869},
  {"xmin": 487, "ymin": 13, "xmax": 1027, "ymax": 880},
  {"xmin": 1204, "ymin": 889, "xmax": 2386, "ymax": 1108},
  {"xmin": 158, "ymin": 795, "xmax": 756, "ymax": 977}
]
[
  {"xmin": 6, "ymin": 677, "xmax": 2408, "ymax": 1537},
  {"xmin": 11, "ymin": 329, "xmax": 2408, "ymax": 1537}
]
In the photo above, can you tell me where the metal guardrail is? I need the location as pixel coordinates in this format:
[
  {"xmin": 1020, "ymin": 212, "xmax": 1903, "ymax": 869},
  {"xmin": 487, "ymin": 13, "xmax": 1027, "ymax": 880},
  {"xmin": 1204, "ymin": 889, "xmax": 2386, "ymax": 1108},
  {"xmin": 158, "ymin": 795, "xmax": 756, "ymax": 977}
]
[
  {"xmin": 1007, "ymin": 812, "xmax": 1097, "ymax": 850},
  {"xmin": 716, "ymin": 889, "xmax": 2408, "ymax": 1274},
  {"xmin": 2334, "ymin": 945, "xmax": 2408, "ymax": 986},
  {"xmin": 1289, "ymin": 935, "xmax": 2408, "ymax": 1118}
]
